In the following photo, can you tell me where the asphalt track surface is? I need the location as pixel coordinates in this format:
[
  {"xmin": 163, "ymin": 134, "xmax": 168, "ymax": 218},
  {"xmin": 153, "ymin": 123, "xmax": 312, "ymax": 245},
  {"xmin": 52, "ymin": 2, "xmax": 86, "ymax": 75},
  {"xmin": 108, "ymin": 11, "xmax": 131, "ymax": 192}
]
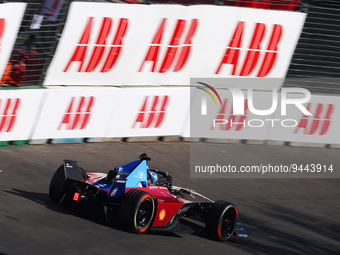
[{"xmin": 0, "ymin": 142, "xmax": 339, "ymax": 255}]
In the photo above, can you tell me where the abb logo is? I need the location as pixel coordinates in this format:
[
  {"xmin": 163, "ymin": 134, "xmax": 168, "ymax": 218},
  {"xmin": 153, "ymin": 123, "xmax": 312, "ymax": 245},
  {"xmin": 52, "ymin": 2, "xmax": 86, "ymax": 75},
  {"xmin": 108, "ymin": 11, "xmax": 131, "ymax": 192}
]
[
  {"xmin": 295, "ymin": 103, "xmax": 334, "ymax": 135},
  {"xmin": 58, "ymin": 97, "xmax": 95, "ymax": 130},
  {"xmin": 216, "ymin": 21, "xmax": 282, "ymax": 77},
  {"xmin": 132, "ymin": 96, "xmax": 169, "ymax": 128},
  {"xmin": 64, "ymin": 17, "xmax": 128, "ymax": 72},
  {"xmin": 139, "ymin": 18, "xmax": 198, "ymax": 73},
  {"xmin": 0, "ymin": 98, "xmax": 20, "ymax": 133},
  {"xmin": 211, "ymin": 99, "xmax": 248, "ymax": 131}
]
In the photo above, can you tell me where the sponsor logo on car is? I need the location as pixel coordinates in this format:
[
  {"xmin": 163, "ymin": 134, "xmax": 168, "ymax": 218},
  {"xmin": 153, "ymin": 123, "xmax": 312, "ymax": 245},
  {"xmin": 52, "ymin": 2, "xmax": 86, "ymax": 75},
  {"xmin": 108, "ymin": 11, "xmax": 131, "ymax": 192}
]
[
  {"xmin": 110, "ymin": 188, "xmax": 118, "ymax": 197},
  {"xmin": 133, "ymin": 170, "xmax": 146, "ymax": 181},
  {"xmin": 159, "ymin": 209, "xmax": 166, "ymax": 221}
]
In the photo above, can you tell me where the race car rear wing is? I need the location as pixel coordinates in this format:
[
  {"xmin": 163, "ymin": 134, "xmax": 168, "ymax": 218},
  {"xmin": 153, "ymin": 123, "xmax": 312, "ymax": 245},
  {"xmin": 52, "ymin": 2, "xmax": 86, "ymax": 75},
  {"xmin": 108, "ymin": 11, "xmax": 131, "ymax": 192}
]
[{"xmin": 63, "ymin": 159, "xmax": 88, "ymax": 181}]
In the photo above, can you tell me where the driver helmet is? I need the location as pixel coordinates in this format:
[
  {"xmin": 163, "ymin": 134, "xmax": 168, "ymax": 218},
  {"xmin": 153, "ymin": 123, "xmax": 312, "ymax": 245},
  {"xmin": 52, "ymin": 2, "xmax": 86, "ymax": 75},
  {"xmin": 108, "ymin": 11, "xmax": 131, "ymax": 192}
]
[{"xmin": 149, "ymin": 171, "xmax": 158, "ymax": 184}]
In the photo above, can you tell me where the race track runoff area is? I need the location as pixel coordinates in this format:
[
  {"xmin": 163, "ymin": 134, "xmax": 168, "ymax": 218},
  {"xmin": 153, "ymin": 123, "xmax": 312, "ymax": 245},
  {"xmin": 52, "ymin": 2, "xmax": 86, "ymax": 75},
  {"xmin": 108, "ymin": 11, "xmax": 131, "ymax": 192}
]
[{"xmin": 0, "ymin": 142, "xmax": 339, "ymax": 255}]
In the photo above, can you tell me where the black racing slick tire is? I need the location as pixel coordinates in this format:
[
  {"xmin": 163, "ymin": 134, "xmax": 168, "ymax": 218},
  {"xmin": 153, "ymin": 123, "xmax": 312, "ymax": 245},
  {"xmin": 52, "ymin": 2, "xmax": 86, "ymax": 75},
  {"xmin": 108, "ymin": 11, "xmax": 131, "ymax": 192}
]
[
  {"xmin": 206, "ymin": 200, "xmax": 238, "ymax": 241},
  {"xmin": 120, "ymin": 189, "xmax": 155, "ymax": 234},
  {"xmin": 49, "ymin": 165, "xmax": 68, "ymax": 204}
]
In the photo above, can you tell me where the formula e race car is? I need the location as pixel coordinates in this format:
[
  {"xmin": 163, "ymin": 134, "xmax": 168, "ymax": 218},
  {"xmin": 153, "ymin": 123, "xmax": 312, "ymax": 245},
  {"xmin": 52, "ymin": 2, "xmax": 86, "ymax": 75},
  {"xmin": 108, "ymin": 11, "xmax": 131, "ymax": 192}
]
[{"xmin": 49, "ymin": 153, "xmax": 248, "ymax": 241}]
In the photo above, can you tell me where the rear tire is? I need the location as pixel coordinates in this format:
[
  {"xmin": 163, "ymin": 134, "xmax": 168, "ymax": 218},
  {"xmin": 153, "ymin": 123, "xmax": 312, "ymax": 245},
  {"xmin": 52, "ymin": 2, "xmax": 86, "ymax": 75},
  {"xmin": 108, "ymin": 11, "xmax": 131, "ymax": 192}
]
[
  {"xmin": 206, "ymin": 200, "xmax": 238, "ymax": 241},
  {"xmin": 120, "ymin": 189, "xmax": 155, "ymax": 234},
  {"xmin": 49, "ymin": 165, "xmax": 68, "ymax": 204}
]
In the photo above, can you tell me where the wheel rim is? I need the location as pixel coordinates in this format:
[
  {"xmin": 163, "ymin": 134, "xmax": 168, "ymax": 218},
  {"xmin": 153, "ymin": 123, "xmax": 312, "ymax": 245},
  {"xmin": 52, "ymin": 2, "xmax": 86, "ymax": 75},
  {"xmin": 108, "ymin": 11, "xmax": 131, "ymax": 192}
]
[
  {"xmin": 136, "ymin": 198, "xmax": 153, "ymax": 230},
  {"xmin": 219, "ymin": 207, "xmax": 237, "ymax": 239}
]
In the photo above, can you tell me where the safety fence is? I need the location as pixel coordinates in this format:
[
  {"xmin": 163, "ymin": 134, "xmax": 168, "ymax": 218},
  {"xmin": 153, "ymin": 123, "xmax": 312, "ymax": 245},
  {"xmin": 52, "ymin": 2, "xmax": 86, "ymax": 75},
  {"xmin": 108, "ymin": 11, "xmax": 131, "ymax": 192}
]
[
  {"xmin": 284, "ymin": 0, "xmax": 340, "ymax": 94},
  {"xmin": 0, "ymin": 0, "xmax": 72, "ymax": 87}
]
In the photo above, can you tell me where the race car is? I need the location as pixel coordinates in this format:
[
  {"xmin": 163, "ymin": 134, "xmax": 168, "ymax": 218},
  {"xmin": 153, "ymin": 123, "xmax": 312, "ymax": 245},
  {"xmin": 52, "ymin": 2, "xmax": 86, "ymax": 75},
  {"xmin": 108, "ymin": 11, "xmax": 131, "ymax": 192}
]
[{"xmin": 49, "ymin": 153, "xmax": 248, "ymax": 241}]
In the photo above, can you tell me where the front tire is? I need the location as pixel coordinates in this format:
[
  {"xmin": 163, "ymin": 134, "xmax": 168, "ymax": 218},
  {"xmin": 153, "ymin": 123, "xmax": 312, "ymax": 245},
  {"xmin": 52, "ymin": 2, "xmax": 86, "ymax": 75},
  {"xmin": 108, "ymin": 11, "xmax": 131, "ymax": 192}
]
[
  {"xmin": 206, "ymin": 200, "xmax": 238, "ymax": 241},
  {"xmin": 49, "ymin": 165, "xmax": 68, "ymax": 204},
  {"xmin": 120, "ymin": 189, "xmax": 155, "ymax": 234}
]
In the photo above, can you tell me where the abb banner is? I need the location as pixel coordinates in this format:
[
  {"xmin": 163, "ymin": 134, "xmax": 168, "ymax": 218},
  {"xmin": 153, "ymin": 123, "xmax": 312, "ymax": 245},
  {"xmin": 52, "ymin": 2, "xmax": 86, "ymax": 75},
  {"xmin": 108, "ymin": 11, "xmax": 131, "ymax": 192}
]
[
  {"xmin": 1, "ymin": 87, "xmax": 339, "ymax": 145},
  {"xmin": 30, "ymin": 87, "xmax": 189, "ymax": 139},
  {"xmin": 0, "ymin": 89, "xmax": 44, "ymax": 141},
  {"xmin": 31, "ymin": 88, "xmax": 120, "ymax": 139},
  {"xmin": 0, "ymin": 3, "xmax": 27, "ymax": 79},
  {"xmin": 268, "ymin": 94, "xmax": 340, "ymax": 144},
  {"xmin": 106, "ymin": 87, "xmax": 189, "ymax": 137},
  {"xmin": 43, "ymin": 2, "xmax": 306, "ymax": 86}
]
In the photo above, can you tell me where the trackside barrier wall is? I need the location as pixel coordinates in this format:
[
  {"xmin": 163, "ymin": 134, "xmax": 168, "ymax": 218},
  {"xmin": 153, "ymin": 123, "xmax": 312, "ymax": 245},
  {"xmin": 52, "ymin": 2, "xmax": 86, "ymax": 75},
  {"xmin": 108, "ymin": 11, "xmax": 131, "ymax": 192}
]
[
  {"xmin": 105, "ymin": 87, "xmax": 190, "ymax": 138},
  {"xmin": 31, "ymin": 87, "xmax": 118, "ymax": 139},
  {"xmin": 43, "ymin": 3, "xmax": 306, "ymax": 86},
  {"xmin": 268, "ymin": 94, "xmax": 340, "ymax": 144},
  {"xmin": 30, "ymin": 87, "xmax": 190, "ymax": 140},
  {"xmin": 0, "ymin": 88, "xmax": 45, "ymax": 141},
  {"xmin": 0, "ymin": 87, "xmax": 339, "ymax": 147}
]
